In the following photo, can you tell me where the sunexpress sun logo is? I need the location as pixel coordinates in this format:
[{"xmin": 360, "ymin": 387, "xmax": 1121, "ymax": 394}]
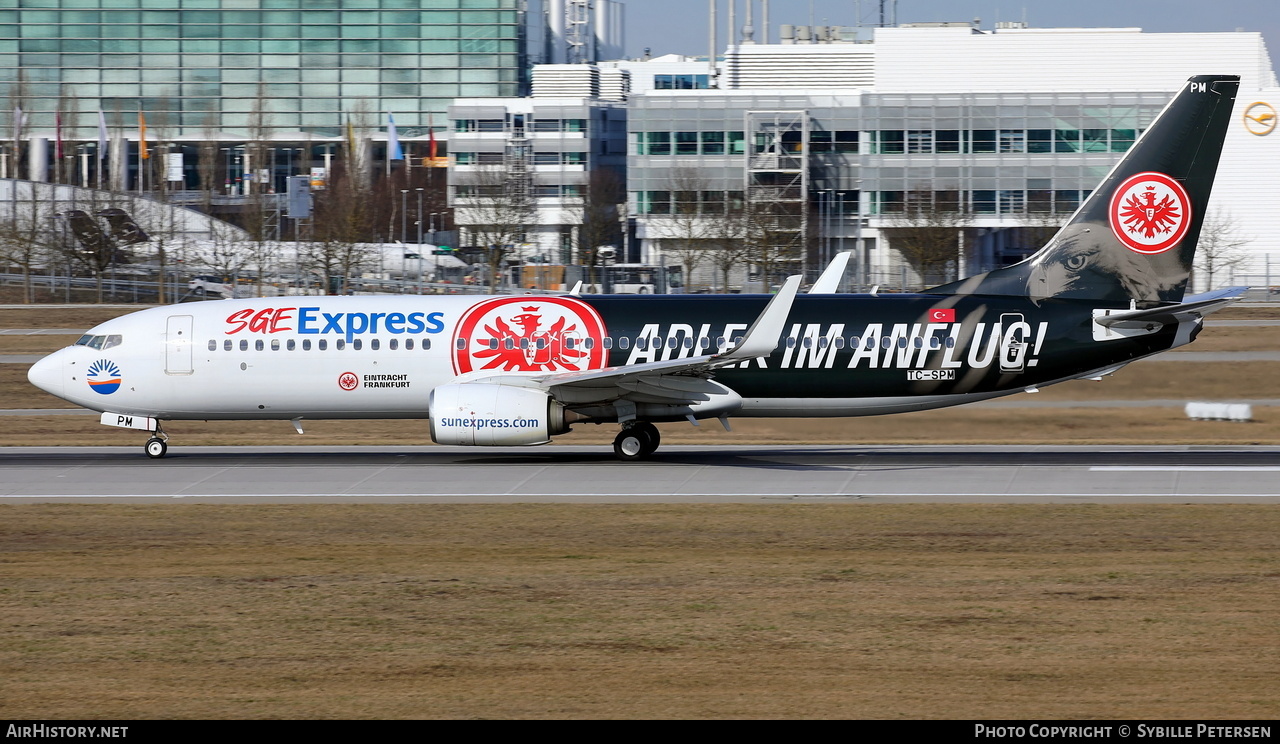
[{"xmin": 86, "ymin": 359, "xmax": 122, "ymax": 395}]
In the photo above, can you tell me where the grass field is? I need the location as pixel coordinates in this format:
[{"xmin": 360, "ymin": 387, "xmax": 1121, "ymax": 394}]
[{"xmin": 3, "ymin": 504, "xmax": 1278, "ymax": 720}]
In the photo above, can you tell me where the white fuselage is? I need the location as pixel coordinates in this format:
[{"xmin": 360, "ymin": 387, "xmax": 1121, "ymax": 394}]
[{"xmin": 30, "ymin": 297, "xmax": 468, "ymax": 420}]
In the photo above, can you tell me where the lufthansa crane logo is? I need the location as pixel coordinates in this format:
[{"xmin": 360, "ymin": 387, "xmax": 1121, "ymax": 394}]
[{"xmin": 1243, "ymin": 102, "xmax": 1276, "ymax": 136}]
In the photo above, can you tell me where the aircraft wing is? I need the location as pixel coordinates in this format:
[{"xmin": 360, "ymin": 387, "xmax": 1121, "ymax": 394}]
[
  {"xmin": 466, "ymin": 276, "xmax": 803, "ymax": 408},
  {"xmin": 1095, "ymin": 286, "xmax": 1249, "ymax": 329}
]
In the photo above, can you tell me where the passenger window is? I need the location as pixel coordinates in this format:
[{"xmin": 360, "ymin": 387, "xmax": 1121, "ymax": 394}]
[
  {"xmin": 600, "ymin": 337, "xmax": 609, "ymax": 349},
  {"xmin": 714, "ymin": 336, "xmax": 724, "ymax": 349},
  {"xmin": 928, "ymin": 336, "xmax": 940, "ymax": 349},
  {"xmin": 565, "ymin": 337, "xmax": 576, "ymax": 349},
  {"xmin": 520, "ymin": 338, "xmax": 530, "ymax": 350},
  {"xmin": 405, "ymin": 338, "xmax": 414, "ymax": 350},
  {"xmin": 271, "ymin": 339, "xmax": 280, "ymax": 351},
  {"xmin": 618, "ymin": 337, "xmax": 629, "ymax": 350},
  {"xmin": 319, "ymin": 339, "xmax": 328, "ymax": 350},
  {"xmin": 585, "ymin": 338, "xmax": 595, "ymax": 350},
  {"xmin": 255, "ymin": 339, "xmax": 264, "ymax": 351},
  {"xmin": 946, "ymin": 337, "xmax": 956, "ymax": 348},
  {"xmin": 536, "ymin": 338, "xmax": 547, "ymax": 350},
  {"xmin": 354, "ymin": 339, "xmax": 363, "ymax": 350},
  {"xmin": 490, "ymin": 339, "xmax": 500, "ymax": 350},
  {"xmin": 423, "ymin": 338, "xmax": 431, "ymax": 350},
  {"xmin": 337, "ymin": 340, "xmax": 346, "ymax": 350},
  {"xmin": 683, "ymin": 338, "xmax": 693, "ymax": 349},
  {"xmin": 818, "ymin": 337, "xmax": 829, "ymax": 349},
  {"xmin": 897, "ymin": 338, "xmax": 907, "ymax": 349},
  {"xmin": 240, "ymin": 340, "xmax": 249, "ymax": 351},
  {"xmin": 913, "ymin": 337, "xmax": 922, "ymax": 349},
  {"xmin": 637, "ymin": 338, "xmax": 647, "ymax": 351},
  {"xmin": 370, "ymin": 339, "xmax": 379, "ymax": 351},
  {"xmin": 786, "ymin": 337, "xmax": 796, "ymax": 349},
  {"xmin": 667, "ymin": 337, "xmax": 678, "ymax": 350},
  {"xmin": 287, "ymin": 339, "xmax": 296, "ymax": 351},
  {"xmin": 455, "ymin": 338, "xmax": 465, "ymax": 350},
  {"xmin": 302, "ymin": 339, "xmax": 311, "ymax": 351},
  {"xmin": 881, "ymin": 337, "xmax": 890, "ymax": 349},
  {"xmin": 208, "ymin": 340, "xmax": 216, "ymax": 351},
  {"xmin": 834, "ymin": 337, "xmax": 845, "ymax": 349},
  {"xmin": 103, "ymin": 335, "xmax": 122, "ymax": 350},
  {"xmin": 389, "ymin": 338, "xmax": 398, "ymax": 350},
  {"xmin": 223, "ymin": 340, "xmax": 232, "ymax": 351},
  {"xmin": 699, "ymin": 337, "xmax": 710, "ymax": 349},
  {"xmin": 803, "ymin": 338, "xmax": 813, "ymax": 349}
]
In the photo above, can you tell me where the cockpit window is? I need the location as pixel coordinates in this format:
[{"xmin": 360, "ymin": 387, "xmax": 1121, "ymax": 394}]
[{"xmin": 75, "ymin": 334, "xmax": 123, "ymax": 350}]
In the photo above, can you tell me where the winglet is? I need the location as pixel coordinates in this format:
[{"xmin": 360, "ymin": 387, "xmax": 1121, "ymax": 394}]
[
  {"xmin": 714, "ymin": 275, "xmax": 802, "ymax": 363},
  {"xmin": 569, "ymin": 281, "xmax": 583, "ymax": 296},
  {"xmin": 807, "ymin": 252, "xmax": 851, "ymax": 294}
]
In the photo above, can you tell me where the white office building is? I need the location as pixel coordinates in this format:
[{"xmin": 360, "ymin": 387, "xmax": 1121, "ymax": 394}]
[{"xmin": 626, "ymin": 24, "xmax": 1279, "ymax": 293}]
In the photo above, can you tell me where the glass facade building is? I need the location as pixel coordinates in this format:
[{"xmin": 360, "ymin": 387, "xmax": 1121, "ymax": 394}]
[
  {"xmin": 0, "ymin": 0, "xmax": 524, "ymax": 140},
  {"xmin": 627, "ymin": 89, "xmax": 1178, "ymax": 284}
]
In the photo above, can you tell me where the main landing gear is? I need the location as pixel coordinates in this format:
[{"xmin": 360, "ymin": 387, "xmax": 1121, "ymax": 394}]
[
  {"xmin": 145, "ymin": 426, "xmax": 169, "ymax": 459},
  {"xmin": 613, "ymin": 421, "xmax": 660, "ymax": 461}
]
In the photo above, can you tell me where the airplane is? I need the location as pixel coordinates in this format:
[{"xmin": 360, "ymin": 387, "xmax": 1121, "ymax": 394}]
[{"xmin": 28, "ymin": 75, "xmax": 1246, "ymax": 461}]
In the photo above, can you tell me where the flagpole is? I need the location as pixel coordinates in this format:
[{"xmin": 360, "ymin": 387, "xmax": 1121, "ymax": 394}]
[{"xmin": 97, "ymin": 110, "xmax": 106, "ymax": 191}]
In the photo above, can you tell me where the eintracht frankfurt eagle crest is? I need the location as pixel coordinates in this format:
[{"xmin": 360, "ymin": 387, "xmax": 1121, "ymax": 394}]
[
  {"xmin": 1108, "ymin": 171, "xmax": 1192, "ymax": 255},
  {"xmin": 452, "ymin": 296, "xmax": 609, "ymax": 374}
]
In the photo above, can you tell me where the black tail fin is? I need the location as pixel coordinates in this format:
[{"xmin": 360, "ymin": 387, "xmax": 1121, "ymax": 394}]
[{"xmin": 932, "ymin": 75, "xmax": 1240, "ymax": 305}]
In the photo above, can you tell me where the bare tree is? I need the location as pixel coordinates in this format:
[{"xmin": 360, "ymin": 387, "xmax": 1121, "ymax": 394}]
[
  {"xmin": 1194, "ymin": 208, "xmax": 1252, "ymax": 290},
  {"xmin": 0, "ymin": 191, "xmax": 60, "ymax": 303},
  {"xmin": 574, "ymin": 168, "xmax": 625, "ymax": 291},
  {"xmin": 303, "ymin": 164, "xmax": 377, "ymax": 294},
  {"xmin": 883, "ymin": 190, "xmax": 972, "ymax": 287},
  {"xmin": 705, "ymin": 202, "xmax": 749, "ymax": 293},
  {"xmin": 452, "ymin": 164, "xmax": 535, "ymax": 294},
  {"xmin": 654, "ymin": 167, "xmax": 717, "ymax": 292}
]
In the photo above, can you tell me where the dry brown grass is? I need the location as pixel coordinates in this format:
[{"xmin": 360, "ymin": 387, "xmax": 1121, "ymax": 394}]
[{"xmin": 2, "ymin": 504, "xmax": 1277, "ymax": 720}]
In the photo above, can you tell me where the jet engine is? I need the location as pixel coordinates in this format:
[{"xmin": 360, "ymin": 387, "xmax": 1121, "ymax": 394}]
[{"xmin": 428, "ymin": 383, "xmax": 570, "ymax": 446}]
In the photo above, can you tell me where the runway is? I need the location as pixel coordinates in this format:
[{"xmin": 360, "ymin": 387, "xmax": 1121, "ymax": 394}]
[{"xmin": 1, "ymin": 444, "xmax": 1278, "ymax": 503}]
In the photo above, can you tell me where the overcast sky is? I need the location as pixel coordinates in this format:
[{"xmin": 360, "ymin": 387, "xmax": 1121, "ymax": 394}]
[{"xmin": 624, "ymin": 0, "xmax": 1280, "ymax": 66}]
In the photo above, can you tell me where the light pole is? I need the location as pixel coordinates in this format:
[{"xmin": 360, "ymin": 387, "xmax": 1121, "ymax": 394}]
[{"xmin": 400, "ymin": 189, "xmax": 408, "ymax": 243}]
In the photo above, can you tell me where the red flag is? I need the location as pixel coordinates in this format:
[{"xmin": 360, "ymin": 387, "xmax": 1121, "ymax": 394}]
[
  {"xmin": 929, "ymin": 308, "xmax": 956, "ymax": 323},
  {"xmin": 428, "ymin": 113, "xmax": 437, "ymax": 162}
]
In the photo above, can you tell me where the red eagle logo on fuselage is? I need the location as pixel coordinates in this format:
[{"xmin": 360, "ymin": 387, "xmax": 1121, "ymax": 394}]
[{"xmin": 452, "ymin": 296, "xmax": 608, "ymax": 374}]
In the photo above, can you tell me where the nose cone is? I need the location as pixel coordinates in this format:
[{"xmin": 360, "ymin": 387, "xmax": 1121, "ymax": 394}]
[{"xmin": 27, "ymin": 352, "xmax": 64, "ymax": 399}]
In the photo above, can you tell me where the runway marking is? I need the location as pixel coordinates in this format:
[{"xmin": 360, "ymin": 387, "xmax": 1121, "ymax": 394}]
[
  {"xmin": 3, "ymin": 492, "xmax": 1280, "ymax": 500},
  {"xmin": 1090, "ymin": 466, "xmax": 1280, "ymax": 472}
]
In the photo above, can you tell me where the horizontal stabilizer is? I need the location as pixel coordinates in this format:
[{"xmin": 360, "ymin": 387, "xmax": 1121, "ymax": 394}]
[{"xmin": 1095, "ymin": 287, "xmax": 1248, "ymax": 329}]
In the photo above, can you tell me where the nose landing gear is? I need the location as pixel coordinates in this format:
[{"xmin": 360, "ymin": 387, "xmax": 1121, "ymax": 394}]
[
  {"xmin": 144, "ymin": 426, "xmax": 169, "ymax": 459},
  {"xmin": 613, "ymin": 421, "xmax": 660, "ymax": 461}
]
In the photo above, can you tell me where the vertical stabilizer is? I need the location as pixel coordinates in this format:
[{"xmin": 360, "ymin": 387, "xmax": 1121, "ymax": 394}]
[{"xmin": 932, "ymin": 75, "xmax": 1240, "ymax": 305}]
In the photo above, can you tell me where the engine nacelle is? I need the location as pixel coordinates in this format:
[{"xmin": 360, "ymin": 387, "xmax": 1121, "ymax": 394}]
[{"xmin": 428, "ymin": 383, "xmax": 568, "ymax": 446}]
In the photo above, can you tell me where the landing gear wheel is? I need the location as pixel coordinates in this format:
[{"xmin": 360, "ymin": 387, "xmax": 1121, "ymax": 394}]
[
  {"xmin": 613, "ymin": 422, "xmax": 659, "ymax": 461},
  {"xmin": 613, "ymin": 428, "xmax": 651, "ymax": 461},
  {"xmin": 632, "ymin": 421, "xmax": 660, "ymax": 455},
  {"xmin": 145, "ymin": 437, "xmax": 168, "ymax": 459}
]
